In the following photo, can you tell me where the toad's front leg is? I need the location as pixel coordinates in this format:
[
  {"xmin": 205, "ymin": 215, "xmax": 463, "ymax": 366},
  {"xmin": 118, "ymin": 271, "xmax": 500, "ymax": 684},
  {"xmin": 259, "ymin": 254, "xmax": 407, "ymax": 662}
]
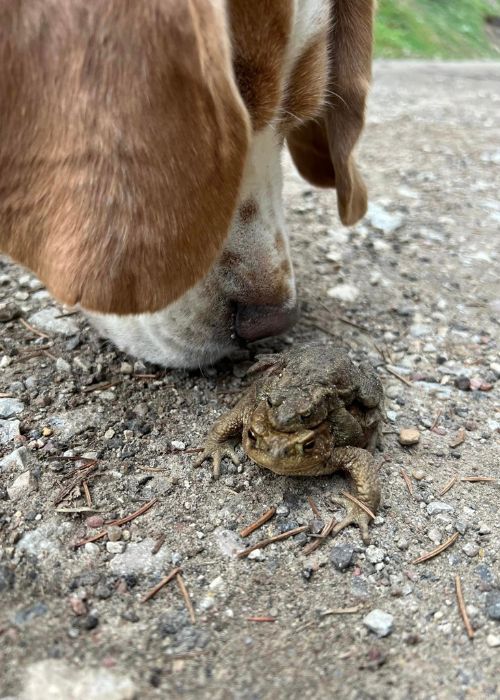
[
  {"xmin": 194, "ymin": 391, "xmax": 254, "ymax": 479},
  {"xmin": 328, "ymin": 447, "xmax": 381, "ymax": 544}
]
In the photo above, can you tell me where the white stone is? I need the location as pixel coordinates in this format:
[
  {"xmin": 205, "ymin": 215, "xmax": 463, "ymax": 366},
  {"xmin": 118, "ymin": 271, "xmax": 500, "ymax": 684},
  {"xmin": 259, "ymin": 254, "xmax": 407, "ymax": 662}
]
[
  {"xmin": 106, "ymin": 541, "xmax": 125, "ymax": 555},
  {"xmin": 363, "ymin": 609, "xmax": 394, "ymax": 637},
  {"xmin": 7, "ymin": 470, "xmax": 36, "ymax": 501},
  {"xmin": 109, "ymin": 538, "xmax": 171, "ymax": 576},
  {"xmin": 366, "ymin": 546, "xmax": 385, "ymax": 564},
  {"xmin": 427, "ymin": 501, "xmax": 454, "ymax": 516},
  {"xmin": 84, "ymin": 542, "xmax": 100, "ymax": 557},
  {"xmin": 486, "ymin": 634, "xmax": 500, "ymax": 648},
  {"xmin": 0, "ymin": 398, "xmax": 24, "ymax": 418},
  {"xmin": 327, "ymin": 283, "xmax": 359, "ymax": 303},
  {"xmin": 367, "ymin": 203, "xmax": 403, "ymax": 234},
  {"xmin": 20, "ymin": 660, "xmax": 136, "ymax": 700},
  {"xmin": 28, "ymin": 307, "xmax": 79, "ymax": 336},
  {"xmin": 248, "ymin": 548, "xmax": 265, "ymax": 560},
  {"xmin": 171, "ymin": 440, "xmax": 186, "ymax": 450}
]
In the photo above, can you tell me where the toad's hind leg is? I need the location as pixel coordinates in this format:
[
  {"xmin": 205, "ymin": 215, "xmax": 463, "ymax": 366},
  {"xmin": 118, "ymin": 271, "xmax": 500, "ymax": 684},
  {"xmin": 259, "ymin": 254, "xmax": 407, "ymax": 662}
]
[{"xmin": 328, "ymin": 446, "xmax": 380, "ymax": 544}]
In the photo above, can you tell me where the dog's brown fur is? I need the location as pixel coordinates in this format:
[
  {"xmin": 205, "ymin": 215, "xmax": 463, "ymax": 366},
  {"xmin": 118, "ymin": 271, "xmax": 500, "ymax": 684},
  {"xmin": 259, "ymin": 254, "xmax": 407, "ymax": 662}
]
[{"xmin": 0, "ymin": 0, "xmax": 373, "ymax": 314}]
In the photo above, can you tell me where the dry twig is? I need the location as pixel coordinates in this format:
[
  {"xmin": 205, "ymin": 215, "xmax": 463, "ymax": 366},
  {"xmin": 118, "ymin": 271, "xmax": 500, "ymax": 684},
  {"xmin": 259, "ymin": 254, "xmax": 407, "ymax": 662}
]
[
  {"xmin": 82, "ymin": 480, "xmax": 92, "ymax": 508},
  {"xmin": 81, "ymin": 378, "xmax": 122, "ymax": 393},
  {"xmin": 400, "ymin": 469, "xmax": 414, "ymax": 497},
  {"xmin": 340, "ymin": 491, "xmax": 376, "ymax": 520},
  {"xmin": 239, "ymin": 506, "xmax": 276, "ymax": 538},
  {"xmin": 455, "ymin": 575, "xmax": 475, "ymax": 639},
  {"xmin": 246, "ymin": 616, "xmax": 276, "ymax": 622},
  {"xmin": 151, "ymin": 534, "xmax": 166, "ymax": 555},
  {"xmin": 438, "ymin": 475, "xmax": 458, "ymax": 497},
  {"xmin": 237, "ymin": 526, "xmax": 308, "ymax": 559},
  {"xmin": 385, "ymin": 366, "xmax": 413, "ymax": 387},
  {"xmin": 302, "ymin": 517, "xmax": 337, "ymax": 556},
  {"xmin": 141, "ymin": 567, "xmax": 182, "ymax": 603},
  {"xmin": 19, "ymin": 317, "xmax": 50, "ymax": 339},
  {"xmin": 430, "ymin": 408, "xmax": 443, "ymax": 432},
  {"xmin": 307, "ymin": 496, "xmax": 322, "ymax": 518},
  {"xmin": 412, "ymin": 532, "xmax": 459, "ymax": 564},
  {"xmin": 461, "ymin": 476, "xmax": 496, "ymax": 483},
  {"xmin": 53, "ymin": 460, "xmax": 98, "ymax": 506},
  {"xmin": 320, "ymin": 606, "xmax": 362, "ymax": 617},
  {"xmin": 176, "ymin": 572, "xmax": 196, "ymax": 623},
  {"xmin": 73, "ymin": 498, "xmax": 158, "ymax": 548},
  {"xmin": 105, "ymin": 498, "xmax": 158, "ymax": 526}
]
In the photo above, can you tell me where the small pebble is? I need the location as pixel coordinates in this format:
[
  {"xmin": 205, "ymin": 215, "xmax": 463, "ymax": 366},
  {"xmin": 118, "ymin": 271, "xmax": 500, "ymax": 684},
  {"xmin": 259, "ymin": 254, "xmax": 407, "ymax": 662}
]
[
  {"xmin": 85, "ymin": 515, "xmax": 104, "ymax": 529},
  {"xmin": 330, "ymin": 544, "xmax": 355, "ymax": 571},
  {"xmin": 454, "ymin": 376, "xmax": 471, "ymax": 391},
  {"xmin": 462, "ymin": 543, "xmax": 479, "ymax": 558},
  {"xmin": 107, "ymin": 526, "xmax": 122, "ymax": 542},
  {"xmin": 412, "ymin": 470, "xmax": 425, "ymax": 480},
  {"xmin": 84, "ymin": 542, "xmax": 100, "ymax": 556},
  {"xmin": 363, "ymin": 609, "xmax": 394, "ymax": 637},
  {"xmin": 486, "ymin": 634, "xmax": 500, "ymax": 648},
  {"xmin": 399, "ymin": 428, "xmax": 420, "ymax": 446},
  {"xmin": 171, "ymin": 440, "xmax": 186, "ymax": 450},
  {"xmin": 485, "ymin": 591, "xmax": 500, "ymax": 620},
  {"xmin": 106, "ymin": 541, "xmax": 125, "ymax": 555},
  {"xmin": 366, "ymin": 546, "xmax": 385, "ymax": 564},
  {"xmin": 427, "ymin": 501, "xmax": 453, "ymax": 516}
]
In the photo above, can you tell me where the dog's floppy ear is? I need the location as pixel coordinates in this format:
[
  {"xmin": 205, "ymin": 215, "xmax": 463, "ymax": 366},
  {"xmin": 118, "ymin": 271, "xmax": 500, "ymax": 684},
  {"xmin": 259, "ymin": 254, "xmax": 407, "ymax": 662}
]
[
  {"xmin": 0, "ymin": 0, "xmax": 250, "ymax": 314},
  {"xmin": 287, "ymin": 0, "xmax": 373, "ymax": 226}
]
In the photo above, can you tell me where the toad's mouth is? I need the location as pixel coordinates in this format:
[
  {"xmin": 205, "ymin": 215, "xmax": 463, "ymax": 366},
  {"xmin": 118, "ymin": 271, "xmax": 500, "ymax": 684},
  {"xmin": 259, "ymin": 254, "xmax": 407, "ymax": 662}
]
[{"xmin": 242, "ymin": 422, "xmax": 331, "ymax": 476}]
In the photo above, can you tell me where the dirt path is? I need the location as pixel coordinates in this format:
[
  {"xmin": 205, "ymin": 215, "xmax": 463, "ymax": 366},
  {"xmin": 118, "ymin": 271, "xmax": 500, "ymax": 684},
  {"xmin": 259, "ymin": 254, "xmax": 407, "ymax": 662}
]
[{"xmin": 1, "ymin": 61, "xmax": 499, "ymax": 700}]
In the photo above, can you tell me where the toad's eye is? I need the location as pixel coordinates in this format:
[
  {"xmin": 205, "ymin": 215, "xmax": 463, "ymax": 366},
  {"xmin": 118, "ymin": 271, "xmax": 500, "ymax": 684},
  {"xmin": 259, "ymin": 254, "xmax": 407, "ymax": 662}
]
[
  {"xmin": 303, "ymin": 439, "xmax": 315, "ymax": 452},
  {"xmin": 266, "ymin": 396, "xmax": 273, "ymax": 407},
  {"xmin": 247, "ymin": 428, "xmax": 257, "ymax": 443}
]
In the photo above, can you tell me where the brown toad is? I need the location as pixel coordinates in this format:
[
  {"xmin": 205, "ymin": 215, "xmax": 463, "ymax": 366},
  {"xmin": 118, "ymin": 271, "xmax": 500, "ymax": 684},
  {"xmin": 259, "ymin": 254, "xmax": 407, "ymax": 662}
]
[{"xmin": 195, "ymin": 345, "xmax": 384, "ymax": 543}]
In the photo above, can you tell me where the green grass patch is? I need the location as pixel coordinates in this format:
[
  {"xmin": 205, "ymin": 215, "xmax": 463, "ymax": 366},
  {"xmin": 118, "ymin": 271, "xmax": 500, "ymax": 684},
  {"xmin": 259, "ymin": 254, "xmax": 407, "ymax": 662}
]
[{"xmin": 375, "ymin": 0, "xmax": 500, "ymax": 58}]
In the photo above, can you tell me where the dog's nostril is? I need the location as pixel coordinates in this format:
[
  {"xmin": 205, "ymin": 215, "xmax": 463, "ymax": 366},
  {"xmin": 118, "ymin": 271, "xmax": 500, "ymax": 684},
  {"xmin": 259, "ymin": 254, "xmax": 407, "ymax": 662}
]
[{"xmin": 234, "ymin": 303, "xmax": 298, "ymax": 342}]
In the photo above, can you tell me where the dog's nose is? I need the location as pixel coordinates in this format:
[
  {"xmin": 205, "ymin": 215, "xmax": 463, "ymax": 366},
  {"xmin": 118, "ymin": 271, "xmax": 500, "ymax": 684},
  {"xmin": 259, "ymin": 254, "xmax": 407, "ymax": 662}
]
[{"xmin": 234, "ymin": 303, "xmax": 298, "ymax": 342}]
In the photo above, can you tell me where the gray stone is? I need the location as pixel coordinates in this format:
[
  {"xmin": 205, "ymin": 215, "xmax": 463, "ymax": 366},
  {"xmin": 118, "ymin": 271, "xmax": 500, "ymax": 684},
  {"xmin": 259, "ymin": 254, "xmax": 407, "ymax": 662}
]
[
  {"xmin": 27, "ymin": 308, "xmax": 79, "ymax": 336},
  {"xmin": 20, "ymin": 660, "xmax": 136, "ymax": 700},
  {"xmin": 55, "ymin": 357, "xmax": 71, "ymax": 373},
  {"xmin": 367, "ymin": 202, "xmax": 403, "ymax": 234},
  {"xmin": 363, "ymin": 609, "xmax": 394, "ymax": 637},
  {"xmin": 462, "ymin": 543, "xmax": 480, "ymax": 558},
  {"xmin": 16, "ymin": 522, "xmax": 71, "ymax": 557},
  {"xmin": 409, "ymin": 324, "xmax": 432, "ymax": 338},
  {"xmin": 365, "ymin": 545, "xmax": 385, "ymax": 564},
  {"xmin": 427, "ymin": 501, "xmax": 454, "ymax": 516},
  {"xmin": 0, "ymin": 419, "xmax": 20, "ymax": 445},
  {"xmin": 327, "ymin": 283, "xmax": 360, "ymax": 303},
  {"xmin": 7, "ymin": 470, "xmax": 36, "ymax": 501},
  {"xmin": 0, "ymin": 398, "xmax": 24, "ymax": 418},
  {"xmin": 47, "ymin": 408, "xmax": 99, "ymax": 441},
  {"xmin": 485, "ymin": 591, "xmax": 500, "ymax": 620},
  {"xmin": 171, "ymin": 440, "xmax": 186, "ymax": 450},
  {"xmin": 109, "ymin": 538, "xmax": 171, "ymax": 576},
  {"xmin": 0, "ymin": 446, "xmax": 29, "ymax": 471},
  {"xmin": 330, "ymin": 544, "xmax": 355, "ymax": 571}
]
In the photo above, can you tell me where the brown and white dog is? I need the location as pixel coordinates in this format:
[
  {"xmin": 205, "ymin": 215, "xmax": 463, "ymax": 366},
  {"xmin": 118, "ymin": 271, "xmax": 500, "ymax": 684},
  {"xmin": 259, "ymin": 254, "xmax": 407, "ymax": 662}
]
[{"xmin": 0, "ymin": 0, "xmax": 373, "ymax": 367}]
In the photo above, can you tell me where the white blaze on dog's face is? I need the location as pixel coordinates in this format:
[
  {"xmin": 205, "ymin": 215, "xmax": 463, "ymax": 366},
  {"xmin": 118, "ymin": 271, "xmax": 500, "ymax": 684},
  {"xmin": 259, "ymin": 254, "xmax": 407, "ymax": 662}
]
[{"xmin": 0, "ymin": 0, "xmax": 373, "ymax": 368}]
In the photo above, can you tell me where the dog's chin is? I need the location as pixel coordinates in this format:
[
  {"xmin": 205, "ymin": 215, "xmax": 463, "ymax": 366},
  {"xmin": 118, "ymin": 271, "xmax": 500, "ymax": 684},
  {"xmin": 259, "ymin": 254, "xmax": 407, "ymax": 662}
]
[{"xmin": 86, "ymin": 310, "xmax": 238, "ymax": 369}]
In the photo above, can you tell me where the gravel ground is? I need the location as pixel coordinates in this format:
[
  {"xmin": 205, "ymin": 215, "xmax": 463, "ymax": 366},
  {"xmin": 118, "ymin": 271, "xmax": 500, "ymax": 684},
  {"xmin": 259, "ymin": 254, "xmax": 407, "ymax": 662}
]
[{"xmin": 1, "ymin": 61, "xmax": 499, "ymax": 700}]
